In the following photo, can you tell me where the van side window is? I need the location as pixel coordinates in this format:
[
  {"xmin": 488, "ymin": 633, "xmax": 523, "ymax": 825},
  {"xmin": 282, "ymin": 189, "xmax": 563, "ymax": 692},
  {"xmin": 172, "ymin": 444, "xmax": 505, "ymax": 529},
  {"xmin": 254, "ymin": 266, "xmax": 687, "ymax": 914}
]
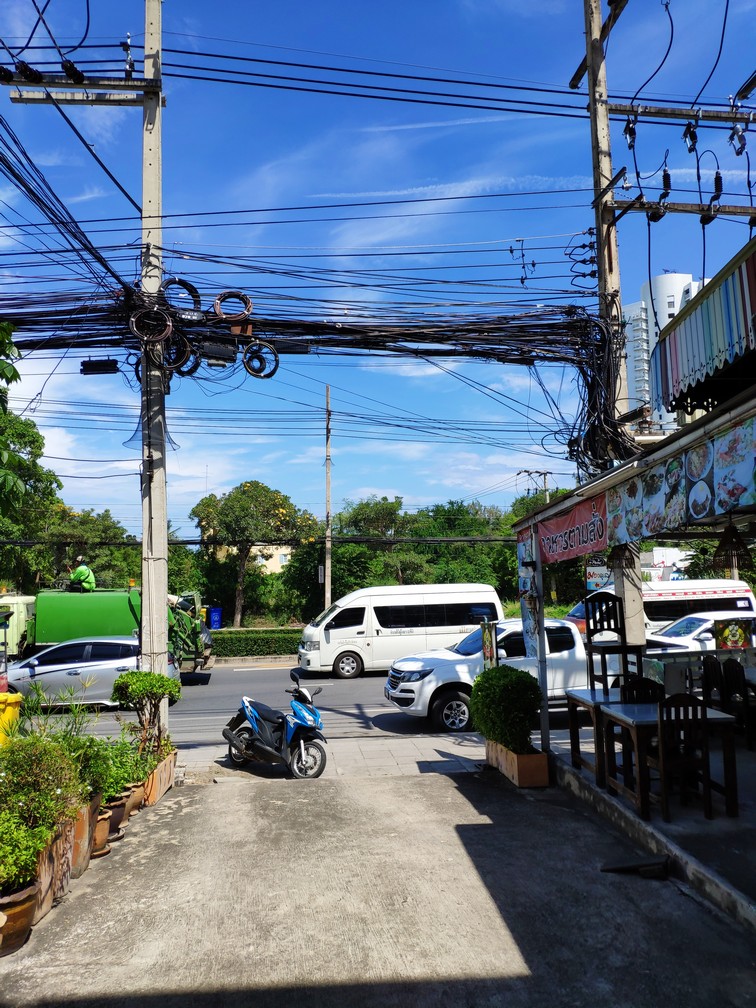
[
  {"xmin": 500, "ymin": 632, "xmax": 526, "ymax": 658},
  {"xmin": 374, "ymin": 605, "xmax": 425, "ymax": 628},
  {"xmin": 443, "ymin": 602, "xmax": 498, "ymax": 624},
  {"xmin": 326, "ymin": 607, "xmax": 365, "ymax": 631},
  {"xmin": 645, "ymin": 596, "xmax": 753, "ymax": 625},
  {"xmin": 545, "ymin": 627, "xmax": 576, "ymax": 653}
]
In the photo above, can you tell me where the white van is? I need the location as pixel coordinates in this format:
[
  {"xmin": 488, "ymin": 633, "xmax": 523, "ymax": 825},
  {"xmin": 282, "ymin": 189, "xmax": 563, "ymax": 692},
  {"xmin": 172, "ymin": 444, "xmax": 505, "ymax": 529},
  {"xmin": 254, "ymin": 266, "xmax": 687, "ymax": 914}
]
[
  {"xmin": 297, "ymin": 583, "xmax": 503, "ymax": 678},
  {"xmin": 565, "ymin": 579, "xmax": 756, "ymax": 636}
]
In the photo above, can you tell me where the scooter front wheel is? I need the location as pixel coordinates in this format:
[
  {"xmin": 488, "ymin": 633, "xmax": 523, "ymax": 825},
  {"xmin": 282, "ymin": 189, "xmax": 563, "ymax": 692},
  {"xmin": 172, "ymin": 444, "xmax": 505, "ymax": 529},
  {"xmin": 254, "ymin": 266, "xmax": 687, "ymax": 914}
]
[{"xmin": 290, "ymin": 740, "xmax": 327, "ymax": 779}]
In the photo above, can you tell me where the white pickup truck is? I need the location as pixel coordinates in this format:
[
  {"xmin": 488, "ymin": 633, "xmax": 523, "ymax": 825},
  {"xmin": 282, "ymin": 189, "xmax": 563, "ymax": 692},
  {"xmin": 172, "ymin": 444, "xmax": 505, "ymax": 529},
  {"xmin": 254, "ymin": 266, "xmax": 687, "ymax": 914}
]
[{"xmin": 384, "ymin": 618, "xmax": 616, "ymax": 732}]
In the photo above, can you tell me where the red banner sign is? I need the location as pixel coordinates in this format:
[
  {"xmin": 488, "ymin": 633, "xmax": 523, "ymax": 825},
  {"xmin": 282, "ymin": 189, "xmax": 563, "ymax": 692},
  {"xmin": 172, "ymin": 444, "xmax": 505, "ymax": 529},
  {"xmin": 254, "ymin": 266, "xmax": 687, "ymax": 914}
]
[{"xmin": 538, "ymin": 496, "xmax": 607, "ymax": 564}]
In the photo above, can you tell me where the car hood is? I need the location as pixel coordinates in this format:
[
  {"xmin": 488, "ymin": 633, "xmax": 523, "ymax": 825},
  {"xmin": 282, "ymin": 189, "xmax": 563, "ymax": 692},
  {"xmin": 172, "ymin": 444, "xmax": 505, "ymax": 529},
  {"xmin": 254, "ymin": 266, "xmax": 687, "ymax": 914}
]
[{"xmin": 391, "ymin": 647, "xmax": 463, "ymax": 669}]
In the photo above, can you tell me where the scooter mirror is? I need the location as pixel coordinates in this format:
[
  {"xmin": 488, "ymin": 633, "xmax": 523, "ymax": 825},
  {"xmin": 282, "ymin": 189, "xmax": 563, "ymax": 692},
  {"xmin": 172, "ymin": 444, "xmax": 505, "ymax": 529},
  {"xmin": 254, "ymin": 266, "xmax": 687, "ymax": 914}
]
[
  {"xmin": 312, "ymin": 686, "xmax": 322, "ymax": 697},
  {"xmin": 290, "ymin": 669, "xmax": 300, "ymax": 684}
]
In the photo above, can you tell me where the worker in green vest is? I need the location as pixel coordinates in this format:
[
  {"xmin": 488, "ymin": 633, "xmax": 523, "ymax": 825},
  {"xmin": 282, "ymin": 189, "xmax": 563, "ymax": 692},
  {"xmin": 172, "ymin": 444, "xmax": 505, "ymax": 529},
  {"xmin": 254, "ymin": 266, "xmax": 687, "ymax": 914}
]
[{"xmin": 68, "ymin": 556, "xmax": 96, "ymax": 592}]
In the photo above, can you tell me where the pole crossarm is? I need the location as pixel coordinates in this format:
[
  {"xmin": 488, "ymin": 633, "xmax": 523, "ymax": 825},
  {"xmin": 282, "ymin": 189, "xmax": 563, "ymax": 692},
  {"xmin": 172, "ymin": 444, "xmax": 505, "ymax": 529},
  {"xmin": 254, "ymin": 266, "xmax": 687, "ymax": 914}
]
[
  {"xmin": 610, "ymin": 199, "xmax": 756, "ymax": 219},
  {"xmin": 609, "ymin": 103, "xmax": 756, "ymax": 125},
  {"xmin": 10, "ymin": 89, "xmax": 165, "ymax": 107},
  {"xmin": 0, "ymin": 75, "xmax": 160, "ymax": 93}
]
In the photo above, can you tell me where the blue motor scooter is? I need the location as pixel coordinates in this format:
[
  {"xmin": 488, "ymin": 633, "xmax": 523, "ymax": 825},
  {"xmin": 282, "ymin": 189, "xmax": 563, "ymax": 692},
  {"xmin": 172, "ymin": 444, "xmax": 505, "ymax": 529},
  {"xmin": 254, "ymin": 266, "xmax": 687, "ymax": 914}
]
[{"xmin": 222, "ymin": 670, "xmax": 327, "ymax": 778}]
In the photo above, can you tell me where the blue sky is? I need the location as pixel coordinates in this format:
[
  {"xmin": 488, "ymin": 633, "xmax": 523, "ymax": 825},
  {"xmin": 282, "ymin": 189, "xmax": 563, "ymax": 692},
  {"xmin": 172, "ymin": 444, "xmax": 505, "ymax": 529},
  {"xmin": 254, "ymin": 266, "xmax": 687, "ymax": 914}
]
[{"xmin": 2, "ymin": 0, "xmax": 755, "ymax": 539}]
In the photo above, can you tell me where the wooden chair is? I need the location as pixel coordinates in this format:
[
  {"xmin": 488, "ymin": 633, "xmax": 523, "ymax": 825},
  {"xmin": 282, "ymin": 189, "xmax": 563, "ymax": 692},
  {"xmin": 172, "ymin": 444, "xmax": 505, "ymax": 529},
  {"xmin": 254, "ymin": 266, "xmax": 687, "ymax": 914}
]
[
  {"xmin": 721, "ymin": 657, "xmax": 755, "ymax": 750},
  {"xmin": 701, "ymin": 655, "xmax": 725, "ymax": 709},
  {"xmin": 620, "ymin": 677, "xmax": 665, "ymax": 705},
  {"xmin": 647, "ymin": 694, "xmax": 713, "ymax": 822},
  {"xmin": 584, "ymin": 591, "xmax": 644, "ymax": 691}
]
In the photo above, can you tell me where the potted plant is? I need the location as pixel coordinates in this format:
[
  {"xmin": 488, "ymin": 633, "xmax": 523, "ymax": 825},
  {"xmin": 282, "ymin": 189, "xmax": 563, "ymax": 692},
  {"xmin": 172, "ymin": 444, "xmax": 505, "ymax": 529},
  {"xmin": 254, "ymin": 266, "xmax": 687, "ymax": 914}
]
[
  {"xmin": 0, "ymin": 734, "xmax": 87, "ymax": 924},
  {"xmin": 0, "ymin": 810, "xmax": 48, "ymax": 956},
  {"xmin": 469, "ymin": 663, "xmax": 549, "ymax": 788},
  {"xmin": 111, "ymin": 672, "xmax": 181, "ymax": 806}
]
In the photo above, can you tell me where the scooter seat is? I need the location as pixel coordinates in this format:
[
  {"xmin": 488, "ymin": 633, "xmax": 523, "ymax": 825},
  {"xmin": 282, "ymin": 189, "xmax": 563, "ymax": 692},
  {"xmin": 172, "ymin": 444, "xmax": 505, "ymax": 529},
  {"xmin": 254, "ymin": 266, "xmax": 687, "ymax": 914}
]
[{"xmin": 253, "ymin": 701, "xmax": 285, "ymax": 725}]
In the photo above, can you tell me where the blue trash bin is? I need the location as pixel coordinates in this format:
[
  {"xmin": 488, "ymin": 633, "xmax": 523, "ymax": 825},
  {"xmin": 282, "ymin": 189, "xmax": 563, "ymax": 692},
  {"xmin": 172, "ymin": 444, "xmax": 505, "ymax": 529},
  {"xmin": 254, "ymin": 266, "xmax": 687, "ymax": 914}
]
[{"xmin": 208, "ymin": 607, "xmax": 222, "ymax": 630}]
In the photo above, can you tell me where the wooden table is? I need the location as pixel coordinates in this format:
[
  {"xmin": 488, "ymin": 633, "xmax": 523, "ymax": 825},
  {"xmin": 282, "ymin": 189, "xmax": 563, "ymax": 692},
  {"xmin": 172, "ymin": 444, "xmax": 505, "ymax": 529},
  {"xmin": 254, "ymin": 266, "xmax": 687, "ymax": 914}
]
[
  {"xmin": 601, "ymin": 702, "xmax": 738, "ymax": 820},
  {"xmin": 565, "ymin": 688, "xmax": 621, "ymax": 788}
]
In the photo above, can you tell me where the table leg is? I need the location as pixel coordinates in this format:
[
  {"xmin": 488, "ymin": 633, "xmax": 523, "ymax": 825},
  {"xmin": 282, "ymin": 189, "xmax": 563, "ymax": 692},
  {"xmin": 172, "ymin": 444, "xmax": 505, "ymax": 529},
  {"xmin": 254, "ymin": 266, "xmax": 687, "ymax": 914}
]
[
  {"xmin": 721, "ymin": 725, "xmax": 739, "ymax": 817},
  {"xmin": 567, "ymin": 700, "xmax": 582, "ymax": 771}
]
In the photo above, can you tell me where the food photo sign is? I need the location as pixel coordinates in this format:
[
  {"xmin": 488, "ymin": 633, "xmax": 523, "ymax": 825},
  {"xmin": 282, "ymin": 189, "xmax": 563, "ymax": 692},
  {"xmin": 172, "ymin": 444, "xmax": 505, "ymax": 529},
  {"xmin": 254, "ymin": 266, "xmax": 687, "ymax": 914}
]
[{"xmin": 607, "ymin": 416, "xmax": 756, "ymax": 547}]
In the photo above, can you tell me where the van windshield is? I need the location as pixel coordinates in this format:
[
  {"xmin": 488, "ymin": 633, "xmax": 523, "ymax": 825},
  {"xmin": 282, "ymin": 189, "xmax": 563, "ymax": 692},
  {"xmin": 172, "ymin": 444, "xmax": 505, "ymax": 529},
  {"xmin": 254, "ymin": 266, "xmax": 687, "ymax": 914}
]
[
  {"xmin": 311, "ymin": 604, "xmax": 339, "ymax": 628},
  {"xmin": 452, "ymin": 627, "xmax": 484, "ymax": 656}
]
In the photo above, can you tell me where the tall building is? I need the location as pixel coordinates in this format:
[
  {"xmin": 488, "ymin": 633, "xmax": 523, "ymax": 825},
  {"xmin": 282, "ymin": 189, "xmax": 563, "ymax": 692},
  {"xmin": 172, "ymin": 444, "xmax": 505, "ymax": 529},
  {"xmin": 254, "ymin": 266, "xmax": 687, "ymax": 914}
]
[{"xmin": 622, "ymin": 272, "xmax": 706, "ymax": 438}]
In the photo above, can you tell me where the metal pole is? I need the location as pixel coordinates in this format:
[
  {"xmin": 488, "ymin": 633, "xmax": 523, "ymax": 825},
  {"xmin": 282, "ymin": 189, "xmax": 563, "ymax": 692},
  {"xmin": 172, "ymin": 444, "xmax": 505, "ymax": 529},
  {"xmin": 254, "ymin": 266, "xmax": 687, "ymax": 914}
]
[
  {"xmin": 140, "ymin": 0, "xmax": 168, "ymax": 675},
  {"xmin": 324, "ymin": 386, "xmax": 332, "ymax": 608}
]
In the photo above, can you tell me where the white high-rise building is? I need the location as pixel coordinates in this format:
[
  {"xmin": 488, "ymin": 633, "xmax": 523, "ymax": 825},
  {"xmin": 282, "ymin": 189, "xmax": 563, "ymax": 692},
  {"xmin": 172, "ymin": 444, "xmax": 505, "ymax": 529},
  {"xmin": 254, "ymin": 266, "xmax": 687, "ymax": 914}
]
[{"xmin": 623, "ymin": 272, "xmax": 706, "ymax": 435}]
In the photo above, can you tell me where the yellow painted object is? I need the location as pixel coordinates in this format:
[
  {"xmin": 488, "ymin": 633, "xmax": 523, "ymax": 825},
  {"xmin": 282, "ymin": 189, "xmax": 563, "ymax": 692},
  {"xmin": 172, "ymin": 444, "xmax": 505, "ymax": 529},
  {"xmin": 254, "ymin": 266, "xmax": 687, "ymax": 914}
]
[{"xmin": 0, "ymin": 693, "xmax": 23, "ymax": 744}]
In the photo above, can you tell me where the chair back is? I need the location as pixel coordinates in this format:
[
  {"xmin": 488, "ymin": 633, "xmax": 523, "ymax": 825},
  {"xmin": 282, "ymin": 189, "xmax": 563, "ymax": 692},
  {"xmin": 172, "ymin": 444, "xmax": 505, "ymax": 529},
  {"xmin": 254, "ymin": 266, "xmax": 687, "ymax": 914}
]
[
  {"xmin": 657, "ymin": 693, "xmax": 709, "ymax": 757},
  {"xmin": 620, "ymin": 677, "xmax": 665, "ymax": 704},
  {"xmin": 584, "ymin": 591, "xmax": 625, "ymax": 643},
  {"xmin": 722, "ymin": 657, "xmax": 746, "ymax": 702},
  {"xmin": 701, "ymin": 655, "xmax": 724, "ymax": 707},
  {"xmin": 584, "ymin": 591, "xmax": 644, "ymax": 691}
]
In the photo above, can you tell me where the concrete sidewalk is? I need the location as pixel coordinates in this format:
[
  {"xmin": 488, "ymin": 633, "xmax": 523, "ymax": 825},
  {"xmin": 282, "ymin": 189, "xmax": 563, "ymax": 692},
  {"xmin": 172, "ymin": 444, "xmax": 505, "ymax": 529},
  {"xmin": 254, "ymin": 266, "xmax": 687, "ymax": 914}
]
[
  {"xmin": 2, "ymin": 753, "xmax": 755, "ymax": 1008},
  {"xmin": 178, "ymin": 726, "xmax": 756, "ymax": 936}
]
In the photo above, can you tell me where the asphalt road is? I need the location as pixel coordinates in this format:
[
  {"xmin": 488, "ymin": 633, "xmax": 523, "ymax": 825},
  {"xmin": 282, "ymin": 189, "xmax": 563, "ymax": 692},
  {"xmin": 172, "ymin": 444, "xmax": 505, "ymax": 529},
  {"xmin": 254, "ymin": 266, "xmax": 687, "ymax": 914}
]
[{"xmin": 89, "ymin": 661, "xmax": 422, "ymax": 748}]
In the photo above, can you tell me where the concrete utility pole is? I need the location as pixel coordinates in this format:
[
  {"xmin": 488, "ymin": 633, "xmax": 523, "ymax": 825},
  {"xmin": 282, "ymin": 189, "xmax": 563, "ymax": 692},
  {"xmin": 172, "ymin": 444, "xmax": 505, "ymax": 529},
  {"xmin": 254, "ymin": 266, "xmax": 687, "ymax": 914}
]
[
  {"xmin": 139, "ymin": 0, "xmax": 168, "ymax": 675},
  {"xmin": 324, "ymin": 386, "xmax": 332, "ymax": 609},
  {"xmin": 6, "ymin": 0, "xmax": 169, "ymax": 672},
  {"xmin": 575, "ymin": 0, "xmax": 645, "ymax": 645}
]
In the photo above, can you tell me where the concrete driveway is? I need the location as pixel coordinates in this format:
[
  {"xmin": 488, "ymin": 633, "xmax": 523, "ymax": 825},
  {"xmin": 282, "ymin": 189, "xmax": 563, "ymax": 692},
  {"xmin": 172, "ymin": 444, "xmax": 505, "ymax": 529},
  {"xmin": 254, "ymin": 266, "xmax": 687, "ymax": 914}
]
[{"xmin": 1, "ymin": 768, "xmax": 754, "ymax": 1008}]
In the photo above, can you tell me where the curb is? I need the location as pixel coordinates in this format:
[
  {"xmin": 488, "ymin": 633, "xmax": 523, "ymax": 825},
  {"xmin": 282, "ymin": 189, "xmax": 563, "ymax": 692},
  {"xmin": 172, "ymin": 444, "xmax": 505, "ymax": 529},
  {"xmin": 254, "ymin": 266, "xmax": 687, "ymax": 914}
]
[{"xmin": 552, "ymin": 755, "xmax": 756, "ymax": 935}]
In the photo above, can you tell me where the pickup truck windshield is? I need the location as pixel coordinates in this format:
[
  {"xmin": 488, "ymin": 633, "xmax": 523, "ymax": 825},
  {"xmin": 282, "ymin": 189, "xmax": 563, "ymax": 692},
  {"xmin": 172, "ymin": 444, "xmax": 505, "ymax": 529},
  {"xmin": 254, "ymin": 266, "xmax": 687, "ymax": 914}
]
[{"xmin": 452, "ymin": 627, "xmax": 487, "ymax": 656}]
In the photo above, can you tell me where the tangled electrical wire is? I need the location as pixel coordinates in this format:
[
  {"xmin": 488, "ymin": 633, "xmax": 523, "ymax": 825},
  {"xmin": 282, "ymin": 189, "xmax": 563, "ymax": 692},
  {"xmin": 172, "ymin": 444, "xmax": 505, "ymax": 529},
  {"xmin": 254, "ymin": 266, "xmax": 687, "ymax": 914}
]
[{"xmin": 5, "ymin": 279, "xmax": 636, "ymax": 477}]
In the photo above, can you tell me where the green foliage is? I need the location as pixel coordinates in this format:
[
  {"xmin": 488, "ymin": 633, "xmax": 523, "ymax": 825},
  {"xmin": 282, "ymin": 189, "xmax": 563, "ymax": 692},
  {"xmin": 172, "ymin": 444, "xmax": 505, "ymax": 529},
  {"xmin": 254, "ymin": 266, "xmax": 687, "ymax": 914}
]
[
  {"xmin": 211, "ymin": 627, "xmax": 302, "ymax": 658},
  {"xmin": 0, "ymin": 735, "xmax": 86, "ymax": 832},
  {"xmin": 56, "ymin": 735, "xmax": 117, "ymax": 800},
  {"xmin": 0, "ymin": 809, "xmax": 50, "ymax": 897},
  {"xmin": 111, "ymin": 671, "xmax": 180, "ymax": 756},
  {"xmin": 99, "ymin": 734, "xmax": 156, "ymax": 803},
  {"xmin": 469, "ymin": 663, "xmax": 543, "ymax": 754},
  {"xmin": 191, "ymin": 480, "xmax": 318, "ymax": 627}
]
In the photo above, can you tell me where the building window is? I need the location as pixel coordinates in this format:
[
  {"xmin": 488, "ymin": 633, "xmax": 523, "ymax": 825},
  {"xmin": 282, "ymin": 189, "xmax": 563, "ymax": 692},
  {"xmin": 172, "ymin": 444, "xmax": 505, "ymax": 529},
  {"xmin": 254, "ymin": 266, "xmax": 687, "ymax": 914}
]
[{"xmin": 279, "ymin": 553, "xmax": 289, "ymax": 566}]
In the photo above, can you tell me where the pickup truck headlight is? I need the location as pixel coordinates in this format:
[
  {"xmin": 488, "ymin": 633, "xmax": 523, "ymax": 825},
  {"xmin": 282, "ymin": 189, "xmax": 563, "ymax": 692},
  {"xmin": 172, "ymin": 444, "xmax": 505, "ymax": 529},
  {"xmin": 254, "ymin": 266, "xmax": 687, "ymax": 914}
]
[
  {"xmin": 301, "ymin": 641, "xmax": 320, "ymax": 652},
  {"xmin": 400, "ymin": 668, "xmax": 433, "ymax": 682}
]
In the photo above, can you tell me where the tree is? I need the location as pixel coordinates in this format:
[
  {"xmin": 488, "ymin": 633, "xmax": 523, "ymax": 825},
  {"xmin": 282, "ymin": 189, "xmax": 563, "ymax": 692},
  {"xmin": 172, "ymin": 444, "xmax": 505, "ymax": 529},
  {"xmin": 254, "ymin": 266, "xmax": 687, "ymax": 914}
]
[
  {"xmin": 0, "ymin": 411, "xmax": 63, "ymax": 592},
  {"xmin": 0, "ymin": 322, "xmax": 24, "ymax": 508},
  {"xmin": 190, "ymin": 481, "xmax": 317, "ymax": 627}
]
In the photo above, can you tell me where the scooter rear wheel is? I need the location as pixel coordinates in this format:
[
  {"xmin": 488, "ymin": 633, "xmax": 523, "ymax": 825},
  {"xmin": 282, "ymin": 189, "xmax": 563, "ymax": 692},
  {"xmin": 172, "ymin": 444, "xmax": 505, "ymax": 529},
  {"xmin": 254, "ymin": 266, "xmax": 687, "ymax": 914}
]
[
  {"xmin": 228, "ymin": 726, "xmax": 255, "ymax": 766},
  {"xmin": 290, "ymin": 740, "xmax": 326, "ymax": 779}
]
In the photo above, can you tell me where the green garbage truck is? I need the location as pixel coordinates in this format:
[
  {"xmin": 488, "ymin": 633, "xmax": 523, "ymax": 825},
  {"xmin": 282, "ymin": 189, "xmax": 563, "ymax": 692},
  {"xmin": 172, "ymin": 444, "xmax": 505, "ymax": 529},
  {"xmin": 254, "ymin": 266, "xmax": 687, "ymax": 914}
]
[{"xmin": 21, "ymin": 588, "xmax": 214, "ymax": 672}]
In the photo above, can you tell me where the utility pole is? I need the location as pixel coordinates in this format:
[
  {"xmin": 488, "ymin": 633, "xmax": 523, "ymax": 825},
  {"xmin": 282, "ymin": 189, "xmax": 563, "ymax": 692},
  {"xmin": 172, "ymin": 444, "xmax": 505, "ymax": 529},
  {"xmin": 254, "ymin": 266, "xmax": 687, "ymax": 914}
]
[
  {"xmin": 572, "ymin": 0, "xmax": 645, "ymax": 645},
  {"xmin": 5, "ymin": 0, "xmax": 169, "ymax": 672},
  {"xmin": 139, "ymin": 0, "xmax": 168, "ymax": 675},
  {"xmin": 324, "ymin": 386, "xmax": 332, "ymax": 609}
]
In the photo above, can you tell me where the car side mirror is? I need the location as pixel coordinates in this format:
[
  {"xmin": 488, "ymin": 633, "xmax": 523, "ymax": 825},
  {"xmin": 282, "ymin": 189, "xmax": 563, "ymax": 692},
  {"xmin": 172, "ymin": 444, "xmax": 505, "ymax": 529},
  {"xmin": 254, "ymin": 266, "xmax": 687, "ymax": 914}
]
[{"xmin": 697, "ymin": 632, "xmax": 714, "ymax": 642}]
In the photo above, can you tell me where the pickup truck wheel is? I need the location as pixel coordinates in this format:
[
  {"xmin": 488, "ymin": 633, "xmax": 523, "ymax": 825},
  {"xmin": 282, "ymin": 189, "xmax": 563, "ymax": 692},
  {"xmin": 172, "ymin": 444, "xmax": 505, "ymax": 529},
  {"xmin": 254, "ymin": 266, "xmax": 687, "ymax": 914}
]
[
  {"xmin": 333, "ymin": 651, "xmax": 362, "ymax": 679},
  {"xmin": 431, "ymin": 690, "xmax": 472, "ymax": 732}
]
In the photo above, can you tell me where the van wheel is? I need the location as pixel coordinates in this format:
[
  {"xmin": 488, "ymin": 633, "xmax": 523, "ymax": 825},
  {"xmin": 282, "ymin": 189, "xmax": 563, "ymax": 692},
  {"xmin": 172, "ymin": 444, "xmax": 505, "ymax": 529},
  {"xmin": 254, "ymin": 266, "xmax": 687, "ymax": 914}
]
[
  {"xmin": 431, "ymin": 690, "xmax": 472, "ymax": 732},
  {"xmin": 333, "ymin": 651, "xmax": 362, "ymax": 679}
]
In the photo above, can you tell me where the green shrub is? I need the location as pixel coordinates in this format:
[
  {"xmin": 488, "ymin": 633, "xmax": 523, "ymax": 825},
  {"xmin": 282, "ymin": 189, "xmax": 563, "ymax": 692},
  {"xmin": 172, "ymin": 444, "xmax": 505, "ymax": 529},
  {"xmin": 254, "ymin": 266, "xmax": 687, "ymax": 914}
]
[
  {"xmin": 0, "ymin": 810, "xmax": 51, "ymax": 897},
  {"xmin": 55, "ymin": 734, "xmax": 118, "ymax": 800},
  {"xmin": 469, "ymin": 664, "xmax": 543, "ymax": 754},
  {"xmin": 111, "ymin": 671, "xmax": 180, "ymax": 757},
  {"xmin": 99, "ymin": 733, "xmax": 157, "ymax": 803},
  {"xmin": 0, "ymin": 735, "xmax": 86, "ymax": 831},
  {"xmin": 211, "ymin": 627, "xmax": 301, "ymax": 658}
]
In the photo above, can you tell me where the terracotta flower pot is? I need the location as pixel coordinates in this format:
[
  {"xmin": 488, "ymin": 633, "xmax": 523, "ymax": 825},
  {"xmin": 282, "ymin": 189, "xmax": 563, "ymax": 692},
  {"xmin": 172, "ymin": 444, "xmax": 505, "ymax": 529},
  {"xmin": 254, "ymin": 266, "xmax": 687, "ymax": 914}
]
[
  {"xmin": 143, "ymin": 751, "xmax": 177, "ymax": 806},
  {"xmin": 0, "ymin": 882, "xmax": 39, "ymax": 957},
  {"xmin": 72, "ymin": 794, "xmax": 102, "ymax": 879},
  {"xmin": 33, "ymin": 822, "xmax": 74, "ymax": 925},
  {"xmin": 124, "ymin": 781, "xmax": 145, "ymax": 819},
  {"xmin": 91, "ymin": 809, "xmax": 112, "ymax": 859},
  {"xmin": 104, "ymin": 792, "xmax": 130, "ymax": 841}
]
